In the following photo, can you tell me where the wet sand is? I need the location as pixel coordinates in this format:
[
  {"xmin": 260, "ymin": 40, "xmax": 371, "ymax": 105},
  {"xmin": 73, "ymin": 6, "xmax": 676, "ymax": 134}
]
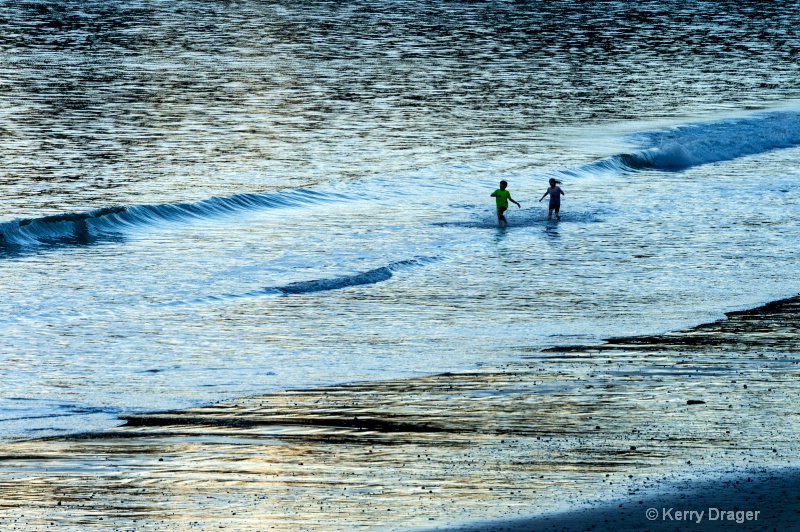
[
  {"xmin": 438, "ymin": 468, "xmax": 800, "ymax": 531},
  {"xmin": 1, "ymin": 297, "xmax": 800, "ymax": 530}
]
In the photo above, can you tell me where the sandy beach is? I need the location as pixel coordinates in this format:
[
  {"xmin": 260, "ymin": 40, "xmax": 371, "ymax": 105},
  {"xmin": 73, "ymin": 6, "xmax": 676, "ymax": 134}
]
[{"xmin": 1, "ymin": 295, "xmax": 799, "ymax": 531}]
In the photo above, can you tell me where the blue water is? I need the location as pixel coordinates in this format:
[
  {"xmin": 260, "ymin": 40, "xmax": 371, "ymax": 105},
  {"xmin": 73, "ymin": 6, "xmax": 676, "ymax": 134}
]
[{"xmin": 2, "ymin": 1, "xmax": 800, "ymax": 442}]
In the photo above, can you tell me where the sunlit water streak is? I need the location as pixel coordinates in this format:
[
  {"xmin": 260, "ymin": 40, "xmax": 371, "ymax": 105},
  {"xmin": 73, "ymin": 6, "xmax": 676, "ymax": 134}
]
[{"xmin": 2, "ymin": 0, "xmax": 800, "ymax": 445}]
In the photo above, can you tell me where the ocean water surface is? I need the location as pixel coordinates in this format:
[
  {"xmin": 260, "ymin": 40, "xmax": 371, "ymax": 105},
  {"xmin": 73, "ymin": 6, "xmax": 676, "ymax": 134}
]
[{"xmin": 2, "ymin": 0, "xmax": 800, "ymax": 442}]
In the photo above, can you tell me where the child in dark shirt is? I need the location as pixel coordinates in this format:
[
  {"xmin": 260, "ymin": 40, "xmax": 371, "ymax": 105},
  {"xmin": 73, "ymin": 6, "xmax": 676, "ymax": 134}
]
[{"xmin": 539, "ymin": 178, "xmax": 565, "ymax": 219}]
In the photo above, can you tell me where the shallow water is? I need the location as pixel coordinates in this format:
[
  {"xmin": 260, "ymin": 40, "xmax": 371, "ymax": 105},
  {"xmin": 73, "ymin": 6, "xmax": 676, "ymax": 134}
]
[{"xmin": 2, "ymin": 1, "xmax": 800, "ymax": 441}]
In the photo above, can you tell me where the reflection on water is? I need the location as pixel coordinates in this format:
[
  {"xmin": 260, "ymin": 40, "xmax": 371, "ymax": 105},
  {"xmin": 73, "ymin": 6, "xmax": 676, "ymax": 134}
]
[
  {"xmin": 1, "ymin": 299, "xmax": 799, "ymax": 530},
  {"xmin": 2, "ymin": 1, "xmax": 800, "ymax": 216},
  {"xmin": 2, "ymin": 0, "xmax": 800, "ymax": 456},
  {"xmin": 543, "ymin": 221, "xmax": 561, "ymax": 240}
]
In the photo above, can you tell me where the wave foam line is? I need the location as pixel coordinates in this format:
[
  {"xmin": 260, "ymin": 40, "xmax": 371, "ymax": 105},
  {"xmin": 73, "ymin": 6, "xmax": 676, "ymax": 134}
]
[
  {"xmin": 0, "ymin": 188, "xmax": 339, "ymax": 251},
  {"xmin": 173, "ymin": 257, "xmax": 439, "ymax": 306},
  {"xmin": 269, "ymin": 256, "xmax": 438, "ymax": 295},
  {"xmin": 559, "ymin": 111, "xmax": 800, "ymax": 179}
]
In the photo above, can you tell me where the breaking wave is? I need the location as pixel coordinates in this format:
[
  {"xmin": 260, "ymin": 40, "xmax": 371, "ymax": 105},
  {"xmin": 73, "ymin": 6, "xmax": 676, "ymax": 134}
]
[
  {"xmin": 0, "ymin": 188, "xmax": 340, "ymax": 252},
  {"xmin": 559, "ymin": 111, "xmax": 800, "ymax": 178}
]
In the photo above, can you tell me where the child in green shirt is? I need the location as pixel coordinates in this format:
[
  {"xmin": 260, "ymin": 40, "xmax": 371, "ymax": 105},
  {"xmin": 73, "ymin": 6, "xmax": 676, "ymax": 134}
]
[{"xmin": 490, "ymin": 180, "xmax": 521, "ymax": 224}]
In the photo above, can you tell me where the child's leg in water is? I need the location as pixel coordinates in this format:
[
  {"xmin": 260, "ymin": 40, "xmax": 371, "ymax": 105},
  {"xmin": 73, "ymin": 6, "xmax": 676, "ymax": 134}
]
[{"xmin": 497, "ymin": 207, "xmax": 507, "ymax": 224}]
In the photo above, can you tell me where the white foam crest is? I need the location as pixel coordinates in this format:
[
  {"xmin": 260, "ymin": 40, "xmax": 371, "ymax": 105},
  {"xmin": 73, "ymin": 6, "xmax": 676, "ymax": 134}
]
[
  {"xmin": 637, "ymin": 111, "xmax": 800, "ymax": 169},
  {"xmin": 542, "ymin": 111, "xmax": 800, "ymax": 183}
]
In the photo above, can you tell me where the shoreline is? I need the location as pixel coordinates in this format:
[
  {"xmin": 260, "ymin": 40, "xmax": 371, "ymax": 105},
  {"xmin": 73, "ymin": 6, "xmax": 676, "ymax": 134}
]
[{"xmin": 1, "ymin": 295, "xmax": 800, "ymax": 530}]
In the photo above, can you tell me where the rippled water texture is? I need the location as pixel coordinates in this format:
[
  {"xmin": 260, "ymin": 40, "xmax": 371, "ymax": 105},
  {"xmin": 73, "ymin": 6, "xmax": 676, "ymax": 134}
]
[{"xmin": 2, "ymin": 1, "xmax": 800, "ymax": 441}]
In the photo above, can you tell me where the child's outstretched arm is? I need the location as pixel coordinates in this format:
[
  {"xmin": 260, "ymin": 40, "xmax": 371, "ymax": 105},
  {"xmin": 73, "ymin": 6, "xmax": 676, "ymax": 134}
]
[
  {"xmin": 510, "ymin": 197, "xmax": 521, "ymax": 208},
  {"xmin": 538, "ymin": 190, "xmax": 549, "ymax": 202}
]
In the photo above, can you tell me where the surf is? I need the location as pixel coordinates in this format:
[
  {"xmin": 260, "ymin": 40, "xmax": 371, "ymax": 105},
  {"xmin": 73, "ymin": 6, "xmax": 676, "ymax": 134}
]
[
  {"xmin": 0, "ymin": 188, "xmax": 342, "ymax": 253},
  {"xmin": 557, "ymin": 110, "xmax": 800, "ymax": 179},
  {"xmin": 166, "ymin": 257, "xmax": 439, "ymax": 306}
]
